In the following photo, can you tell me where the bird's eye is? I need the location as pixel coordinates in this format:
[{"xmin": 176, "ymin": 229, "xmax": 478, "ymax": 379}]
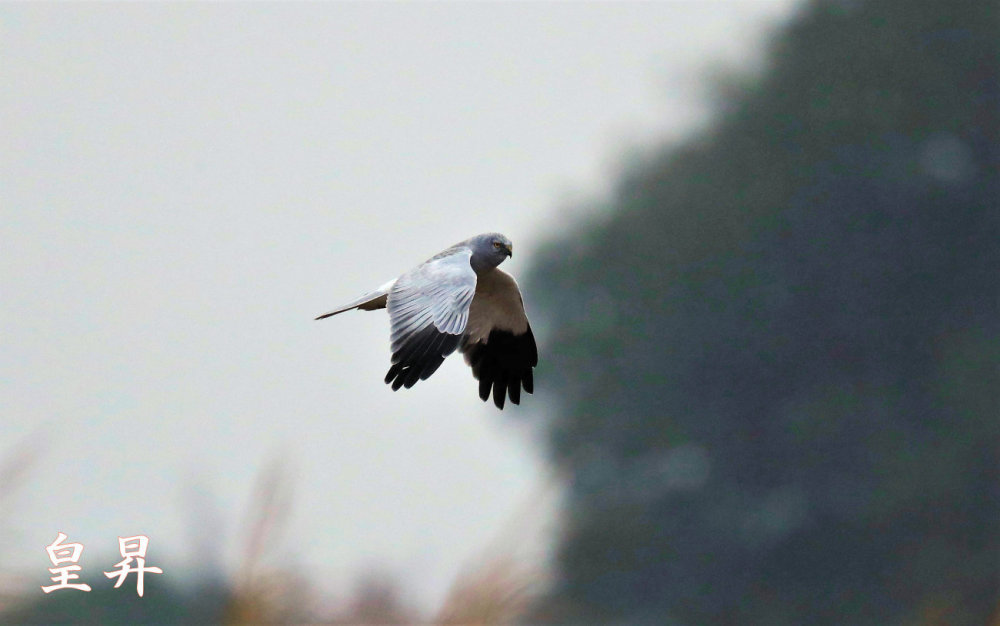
[{"xmin": 493, "ymin": 242, "xmax": 502, "ymax": 248}]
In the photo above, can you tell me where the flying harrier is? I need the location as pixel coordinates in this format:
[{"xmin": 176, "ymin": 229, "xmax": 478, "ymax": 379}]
[{"xmin": 316, "ymin": 233, "xmax": 537, "ymax": 409}]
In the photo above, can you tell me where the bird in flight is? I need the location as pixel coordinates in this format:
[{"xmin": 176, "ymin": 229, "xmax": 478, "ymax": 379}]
[{"xmin": 316, "ymin": 233, "xmax": 537, "ymax": 409}]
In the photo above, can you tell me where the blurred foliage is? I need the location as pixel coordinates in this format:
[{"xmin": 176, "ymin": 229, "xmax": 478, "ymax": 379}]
[
  {"xmin": 1, "ymin": 447, "xmax": 544, "ymax": 625},
  {"xmin": 525, "ymin": 0, "xmax": 998, "ymax": 623},
  {"xmin": 0, "ymin": 579, "xmax": 232, "ymax": 625}
]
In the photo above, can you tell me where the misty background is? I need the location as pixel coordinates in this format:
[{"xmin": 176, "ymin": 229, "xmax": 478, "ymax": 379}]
[{"xmin": 2, "ymin": 0, "xmax": 997, "ymax": 624}]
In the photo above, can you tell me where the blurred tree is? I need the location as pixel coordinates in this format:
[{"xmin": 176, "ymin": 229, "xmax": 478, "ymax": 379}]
[
  {"xmin": 0, "ymin": 581, "xmax": 231, "ymax": 625},
  {"xmin": 526, "ymin": 0, "xmax": 998, "ymax": 623}
]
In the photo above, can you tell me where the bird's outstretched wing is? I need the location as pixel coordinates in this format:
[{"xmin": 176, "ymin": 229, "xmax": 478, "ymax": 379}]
[
  {"xmin": 461, "ymin": 268, "xmax": 538, "ymax": 409},
  {"xmin": 384, "ymin": 249, "xmax": 477, "ymax": 390}
]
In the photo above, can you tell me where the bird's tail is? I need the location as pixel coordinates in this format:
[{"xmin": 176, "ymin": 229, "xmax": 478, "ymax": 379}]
[{"xmin": 314, "ymin": 280, "xmax": 394, "ymax": 320}]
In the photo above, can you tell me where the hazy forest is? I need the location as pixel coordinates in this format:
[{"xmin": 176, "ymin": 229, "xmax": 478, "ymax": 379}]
[
  {"xmin": 3, "ymin": 0, "xmax": 997, "ymax": 623},
  {"xmin": 523, "ymin": 0, "xmax": 997, "ymax": 623}
]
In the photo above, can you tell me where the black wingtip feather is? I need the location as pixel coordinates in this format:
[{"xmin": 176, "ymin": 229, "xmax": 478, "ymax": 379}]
[
  {"xmin": 385, "ymin": 362, "xmax": 404, "ymax": 385},
  {"xmin": 384, "ymin": 325, "xmax": 461, "ymax": 392},
  {"xmin": 492, "ymin": 376, "xmax": 506, "ymax": 410},
  {"xmin": 418, "ymin": 356, "xmax": 445, "ymax": 381},
  {"xmin": 461, "ymin": 324, "xmax": 537, "ymax": 410}
]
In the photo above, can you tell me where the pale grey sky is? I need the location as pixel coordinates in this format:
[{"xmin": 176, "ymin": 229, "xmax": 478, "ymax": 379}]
[{"xmin": 1, "ymin": 1, "xmax": 798, "ymax": 611}]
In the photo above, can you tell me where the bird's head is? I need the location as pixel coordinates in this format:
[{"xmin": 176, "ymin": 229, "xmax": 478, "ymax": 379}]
[{"xmin": 469, "ymin": 232, "xmax": 513, "ymax": 271}]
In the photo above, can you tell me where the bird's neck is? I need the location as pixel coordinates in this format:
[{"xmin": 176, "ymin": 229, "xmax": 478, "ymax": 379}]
[{"xmin": 470, "ymin": 257, "xmax": 500, "ymax": 275}]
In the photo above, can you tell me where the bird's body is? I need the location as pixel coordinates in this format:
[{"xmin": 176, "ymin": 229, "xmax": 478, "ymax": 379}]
[{"xmin": 316, "ymin": 233, "xmax": 537, "ymax": 409}]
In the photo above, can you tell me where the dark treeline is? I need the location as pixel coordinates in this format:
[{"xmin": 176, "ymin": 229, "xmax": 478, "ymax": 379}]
[{"xmin": 525, "ymin": 0, "xmax": 998, "ymax": 623}]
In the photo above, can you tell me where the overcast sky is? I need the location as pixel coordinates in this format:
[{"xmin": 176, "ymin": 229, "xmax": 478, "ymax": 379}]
[{"xmin": 1, "ymin": 1, "xmax": 798, "ymax": 611}]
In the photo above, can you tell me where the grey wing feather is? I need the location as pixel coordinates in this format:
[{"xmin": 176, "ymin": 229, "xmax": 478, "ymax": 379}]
[{"xmin": 384, "ymin": 249, "xmax": 477, "ymax": 390}]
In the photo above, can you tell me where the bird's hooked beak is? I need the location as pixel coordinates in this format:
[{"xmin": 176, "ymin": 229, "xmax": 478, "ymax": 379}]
[{"xmin": 504, "ymin": 243, "xmax": 513, "ymax": 258}]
